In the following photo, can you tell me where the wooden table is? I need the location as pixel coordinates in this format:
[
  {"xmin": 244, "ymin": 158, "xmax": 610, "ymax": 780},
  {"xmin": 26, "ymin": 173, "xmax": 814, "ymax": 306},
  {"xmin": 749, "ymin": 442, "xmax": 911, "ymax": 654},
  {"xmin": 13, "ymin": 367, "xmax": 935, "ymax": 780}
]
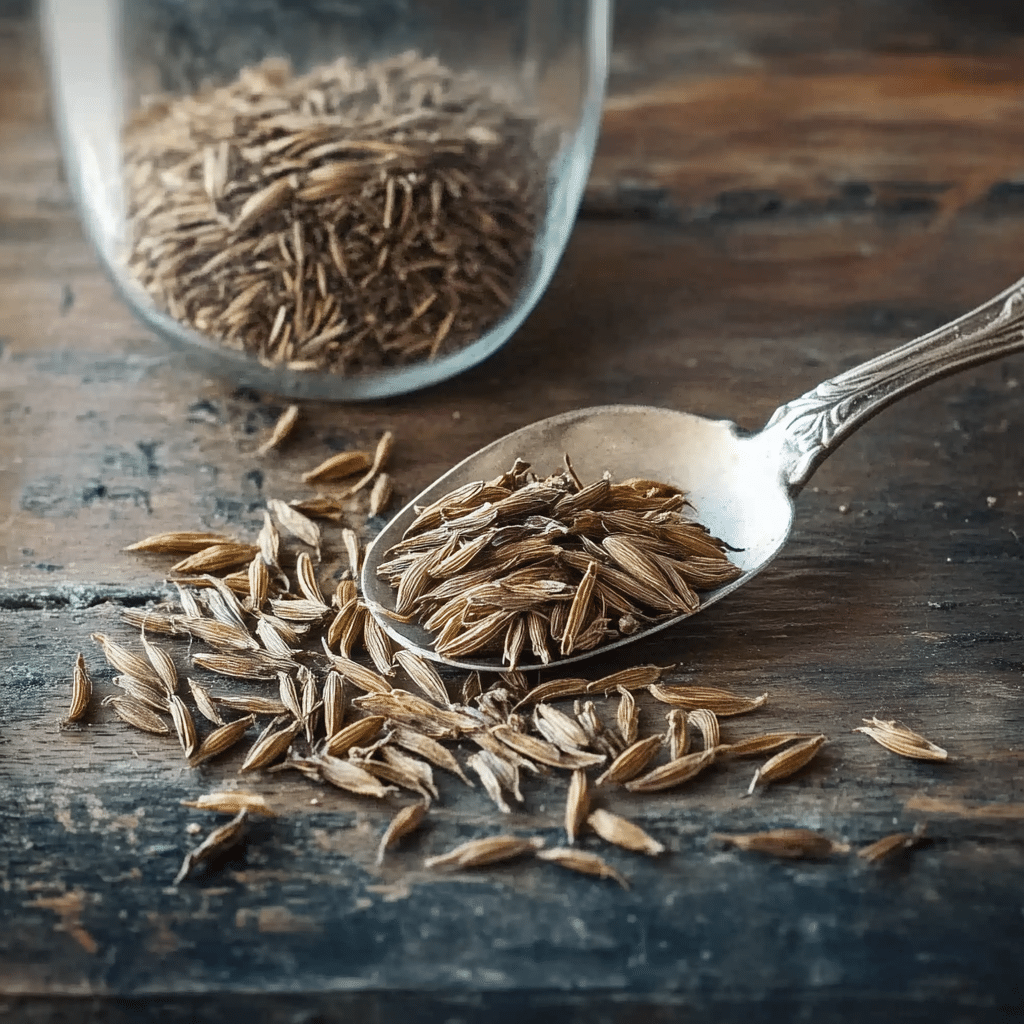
[{"xmin": 3, "ymin": 3, "xmax": 1024, "ymax": 1020}]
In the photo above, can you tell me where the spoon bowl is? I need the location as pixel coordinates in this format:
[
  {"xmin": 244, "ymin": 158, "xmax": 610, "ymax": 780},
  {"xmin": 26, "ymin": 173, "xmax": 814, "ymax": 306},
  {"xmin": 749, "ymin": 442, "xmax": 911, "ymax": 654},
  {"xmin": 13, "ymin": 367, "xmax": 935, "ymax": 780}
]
[{"xmin": 362, "ymin": 277, "xmax": 1024, "ymax": 670}]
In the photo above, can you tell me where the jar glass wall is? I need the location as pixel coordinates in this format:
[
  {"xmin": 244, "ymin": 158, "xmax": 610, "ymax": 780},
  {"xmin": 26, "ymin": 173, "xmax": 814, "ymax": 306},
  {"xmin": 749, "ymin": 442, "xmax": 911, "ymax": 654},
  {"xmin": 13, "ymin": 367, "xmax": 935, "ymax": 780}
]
[{"xmin": 42, "ymin": 0, "xmax": 610, "ymax": 400}]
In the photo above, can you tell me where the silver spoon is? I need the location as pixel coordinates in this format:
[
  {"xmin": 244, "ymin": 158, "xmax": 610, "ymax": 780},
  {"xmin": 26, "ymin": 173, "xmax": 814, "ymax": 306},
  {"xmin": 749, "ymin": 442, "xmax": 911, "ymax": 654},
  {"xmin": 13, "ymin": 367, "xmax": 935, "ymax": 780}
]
[{"xmin": 362, "ymin": 279, "xmax": 1024, "ymax": 671}]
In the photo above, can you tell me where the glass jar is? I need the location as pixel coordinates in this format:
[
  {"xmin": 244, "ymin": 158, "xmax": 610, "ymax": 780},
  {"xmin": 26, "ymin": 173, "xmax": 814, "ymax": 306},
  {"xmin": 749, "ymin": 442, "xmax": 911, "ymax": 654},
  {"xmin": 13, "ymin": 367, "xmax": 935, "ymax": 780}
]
[{"xmin": 42, "ymin": 0, "xmax": 610, "ymax": 400}]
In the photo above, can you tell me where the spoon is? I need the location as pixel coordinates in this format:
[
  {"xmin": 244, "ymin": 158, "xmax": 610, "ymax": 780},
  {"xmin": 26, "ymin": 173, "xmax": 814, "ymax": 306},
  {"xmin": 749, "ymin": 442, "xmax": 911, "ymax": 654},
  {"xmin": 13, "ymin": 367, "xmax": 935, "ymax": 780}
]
[{"xmin": 361, "ymin": 278, "xmax": 1024, "ymax": 671}]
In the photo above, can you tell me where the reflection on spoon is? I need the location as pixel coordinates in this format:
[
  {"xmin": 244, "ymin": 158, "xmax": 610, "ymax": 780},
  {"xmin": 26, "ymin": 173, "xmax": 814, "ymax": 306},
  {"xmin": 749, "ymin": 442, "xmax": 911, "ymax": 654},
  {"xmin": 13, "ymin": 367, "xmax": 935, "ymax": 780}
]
[{"xmin": 362, "ymin": 277, "xmax": 1024, "ymax": 670}]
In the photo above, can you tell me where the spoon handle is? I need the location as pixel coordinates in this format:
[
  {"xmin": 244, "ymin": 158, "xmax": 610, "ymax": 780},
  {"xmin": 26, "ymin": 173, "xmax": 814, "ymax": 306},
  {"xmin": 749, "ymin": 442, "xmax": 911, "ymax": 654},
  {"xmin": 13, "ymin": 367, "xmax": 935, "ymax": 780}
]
[{"xmin": 763, "ymin": 276, "xmax": 1024, "ymax": 490}]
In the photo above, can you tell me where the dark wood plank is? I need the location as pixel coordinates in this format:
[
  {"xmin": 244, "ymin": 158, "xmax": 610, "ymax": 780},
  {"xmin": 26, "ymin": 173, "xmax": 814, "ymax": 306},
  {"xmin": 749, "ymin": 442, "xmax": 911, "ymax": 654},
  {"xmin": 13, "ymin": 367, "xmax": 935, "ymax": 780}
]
[{"xmin": 3, "ymin": 3, "xmax": 1024, "ymax": 1021}]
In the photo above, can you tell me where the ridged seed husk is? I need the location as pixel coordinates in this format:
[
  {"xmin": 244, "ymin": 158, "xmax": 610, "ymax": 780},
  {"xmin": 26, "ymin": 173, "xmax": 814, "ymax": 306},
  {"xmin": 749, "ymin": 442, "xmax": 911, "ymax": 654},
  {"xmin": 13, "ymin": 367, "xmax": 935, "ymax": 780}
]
[
  {"xmin": 536, "ymin": 848, "xmax": 630, "ymax": 889},
  {"xmin": 362, "ymin": 614, "xmax": 394, "ymax": 677},
  {"xmin": 112, "ymin": 674, "xmax": 171, "ymax": 713},
  {"xmin": 376, "ymin": 801, "xmax": 427, "ymax": 866},
  {"xmin": 256, "ymin": 404, "xmax": 299, "ymax": 456},
  {"xmin": 187, "ymin": 678, "xmax": 226, "ymax": 725},
  {"xmin": 380, "ymin": 746, "xmax": 439, "ymax": 800},
  {"xmin": 168, "ymin": 694, "xmax": 197, "ymax": 757},
  {"xmin": 424, "ymin": 835, "xmax": 545, "ymax": 870},
  {"xmin": 278, "ymin": 672, "xmax": 303, "ymax": 720},
  {"xmin": 587, "ymin": 665, "xmax": 668, "ymax": 695},
  {"xmin": 270, "ymin": 598, "xmax": 333, "ymax": 623},
  {"xmin": 533, "ymin": 703, "xmax": 591, "ymax": 753},
  {"xmin": 854, "ymin": 718, "xmax": 949, "ymax": 762},
  {"xmin": 491, "ymin": 724, "xmax": 604, "ymax": 770},
  {"xmin": 174, "ymin": 810, "xmax": 248, "ymax": 885},
  {"xmin": 624, "ymin": 747, "xmax": 717, "ymax": 793},
  {"xmin": 189, "ymin": 715, "xmax": 256, "ymax": 766},
  {"xmin": 515, "ymin": 677, "xmax": 591, "ymax": 707},
  {"xmin": 467, "ymin": 752, "xmax": 513, "ymax": 813},
  {"xmin": 587, "ymin": 808, "xmax": 664, "ymax": 856},
  {"xmin": 616, "ymin": 686, "xmax": 638, "ymax": 747},
  {"xmin": 170, "ymin": 543, "xmax": 259, "ymax": 574},
  {"xmin": 715, "ymin": 732, "xmax": 820, "ymax": 758},
  {"xmin": 322, "ymin": 671, "xmax": 345, "ymax": 737},
  {"xmin": 64, "ymin": 653, "xmax": 92, "ymax": 724},
  {"xmin": 125, "ymin": 531, "xmax": 233, "ymax": 554},
  {"xmin": 747, "ymin": 734, "xmax": 827, "ymax": 795},
  {"xmin": 211, "ymin": 694, "xmax": 290, "ymax": 716},
  {"xmin": 301, "ymin": 449, "xmax": 372, "ymax": 484},
  {"xmin": 665, "ymin": 709, "xmax": 689, "ymax": 759},
  {"xmin": 355, "ymin": 756, "xmax": 433, "ymax": 802},
  {"xmin": 341, "ymin": 527, "xmax": 362, "ymax": 578},
  {"xmin": 394, "ymin": 650, "xmax": 449, "ymax": 705},
  {"xmin": 687, "ymin": 708, "xmax": 720, "ymax": 750},
  {"xmin": 91, "ymin": 633, "xmax": 164, "ymax": 689},
  {"xmin": 192, "ymin": 653, "xmax": 289, "ymax": 680},
  {"xmin": 369, "ymin": 473, "xmax": 393, "ymax": 516},
  {"xmin": 391, "ymin": 726, "xmax": 472, "ymax": 785},
  {"xmin": 595, "ymin": 734, "xmax": 664, "ymax": 786},
  {"xmin": 322, "ymin": 651, "xmax": 392, "ymax": 694},
  {"xmin": 648, "ymin": 683, "xmax": 768, "ymax": 716},
  {"xmin": 121, "ymin": 609, "xmax": 187, "ymax": 636},
  {"xmin": 103, "ymin": 695, "xmax": 170, "ymax": 734},
  {"xmin": 314, "ymin": 754, "xmax": 395, "ymax": 798},
  {"xmin": 857, "ymin": 825, "xmax": 927, "ymax": 863},
  {"xmin": 267, "ymin": 498, "xmax": 321, "ymax": 554},
  {"xmin": 355, "ymin": 691, "xmax": 479, "ymax": 736},
  {"xmin": 239, "ymin": 720, "xmax": 302, "ymax": 772},
  {"xmin": 347, "ymin": 431, "xmax": 394, "ymax": 495},
  {"xmin": 713, "ymin": 828, "xmax": 849, "ymax": 859},
  {"xmin": 176, "ymin": 616, "xmax": 260, "ymax": 652},
  {"xmin": 182, "ymin": 791, "xmax": 277, "ymax": 816},
  {"xmin": 565, "ymin": 769, "xmax": 590, "ymax": 845},
  {"xmin": 294, "ymin": 551, "xmax": 326, "ymax": 606},
  {"xmin": 321, "ymin": 715, "xmax": 385, "ymax": 757},
  {"xmin": 247, "ymin": 555, "xmax": 270, "ymax": 611}
]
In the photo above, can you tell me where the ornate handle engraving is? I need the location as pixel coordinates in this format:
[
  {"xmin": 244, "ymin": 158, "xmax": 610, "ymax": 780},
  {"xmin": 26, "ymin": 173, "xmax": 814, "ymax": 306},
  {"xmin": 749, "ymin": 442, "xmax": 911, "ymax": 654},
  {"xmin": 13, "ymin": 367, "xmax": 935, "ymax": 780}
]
[{"xmin": 764, "ymin": 281, "xmax": 1024, "ymax": 491}]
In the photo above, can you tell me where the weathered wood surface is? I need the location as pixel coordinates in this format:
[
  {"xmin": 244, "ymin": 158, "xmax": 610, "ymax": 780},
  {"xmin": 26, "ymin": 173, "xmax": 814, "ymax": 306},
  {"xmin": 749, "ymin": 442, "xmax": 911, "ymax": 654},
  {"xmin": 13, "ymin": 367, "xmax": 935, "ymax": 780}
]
[{"xmin": 3, "ymin": 2, "xmax": 1024, "ymax": 1021}]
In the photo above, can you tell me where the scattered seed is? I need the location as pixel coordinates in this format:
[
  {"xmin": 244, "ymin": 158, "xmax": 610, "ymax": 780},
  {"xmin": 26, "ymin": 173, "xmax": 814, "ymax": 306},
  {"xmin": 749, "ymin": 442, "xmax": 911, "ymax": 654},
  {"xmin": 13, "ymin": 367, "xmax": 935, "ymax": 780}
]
[
  {"xmin": 302, "ymin": 450, "xmax": 372, "ymax": 485},
  {"xmin": 687, "ymin": 708, "xmax": 720, "ymax": 750},
  {"xmin": 322, "ymin": 716, "xmax": 385, "ymax": 757},
  {"xmin": 168, "ymin": 695, "xmax": 198, "ymax": 757},
  {"xmin": 648, "ymin": 684, "xmax": 768, "ymax": 716},
  {"xmin": 565, "ymin": 769, "xmax": 590, "ymax": 845},
  {"xmin": 854, "ymin": 718, "xmax": 949, "ymax": 762},
  {"xmin": 857, "ymin": 824, "xmax": 927, "ymax": 863},
  {"xmin": 624, "ymin": 747, "xmax": 717, "ymax": 793},
  {"xmin": 170, "ymin": 544, "xmax": 259, "ymax": 575},
  {"xmin": 187, "ymin": 678, "xmax": 225, "ymax": 726},
  {"xmin": 424, "ymin": 835, "xmax": 545, "ymax": 870},
  {"xmin": 125, "ymin": 531, "xmax": 233, "ymax": 554},
  {"xmin": 376, "ymin": 802, "xmax": 428, "ymax": 866},
  {"xmin": 62, "ymin": 653, "xmax": 92, "ymax": 726},
  {"xmin": 715, "ymin": 732, "xmax": 820, "ymax": 758},
  {"xmin": 713, "ymin": 828, "xmax": 849, "ymax": 859},
  {"xmin": 181, "ymin": 792, "xmax": 278, "ymax": 817},
  {"xmin": 102, "ymin": 695, "xmax": 170, "ymax": 735},
  {"xmin": 240, "ymin": 720, "xmax": 303, "ymax": 772},
  {"xmin": 174, "ymin": 810, "xmax": 249, "ymax": 884},
  {"xmin": 189, "ymin": 715, "xmax": 257, "ymax": 766},
  {"xmin": 91, "ymin": 633, "xmax": 164, "ymax": 689},
  {"xmin": 587, "ymin": 808, "xmax": 664, "ymax": 856},
  {"xmin": 596, "ymin": 735, "xmax": 664, "ymax": 786},
  {"xmin": 536, "ymin": 847, "xmax": 630, "ymax": 889},
  {"xmin": 748, "ymin": 734, "xmax": 828, "ymax": 795},
  {"xmin": 257, "ymin": 404, "xmax": 300, "ymax": 456},
  {"xmin": 369, "ymin": 473, "xmax": 393, "ymax": 516}
]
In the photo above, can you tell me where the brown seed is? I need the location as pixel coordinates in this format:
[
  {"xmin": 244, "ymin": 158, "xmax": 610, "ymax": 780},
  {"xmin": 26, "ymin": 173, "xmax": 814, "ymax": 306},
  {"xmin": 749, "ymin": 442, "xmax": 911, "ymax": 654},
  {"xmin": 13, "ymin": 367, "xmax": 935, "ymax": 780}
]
[
  {"xmin": 715, "ymin": 732, "xmax": 821, "ymax": 758},
  {"xmin": 102, "ymin": 695, "xmax": 170, "ymax": 735},
  {"xmin": 595, "ymin": 735, "xmax": 664, "ymax": 787},
  {"xmin": 124, "ymin": 531, "xmax": 233, "ymax": 554},
  {"xmin": 394, "ymin": 650, "xmax": 449, "ymax": 705},
  {"xmin": 536, "ymin": 848, "xmax": 630, "ymax": 889},
  {"xmin": 665, "ymin": 709, "xmax": 689, "ymax": 760},
  {"xmin": 257, "ymin": 404, "xmax": 299, "ymax": 456},
  {"xmin": 140, "ymin": 636, "xmax": 179, "ymax": 696},
  {"xmin": 748, "ymin": 734, "xmax": 828, "ymax": 795},
  {"xmin": 267, "ymin": 498, "xmax": 321, "ymax": 555},
  {"xmin": 687, "ymin": 708, "xmax": 720, "ymax": 750},
  {"xmin": 294, "ymin": 551, "xmax": 326, "ymax": 606},
  {"xmin": 121, "ymin": 609, "xmax": 186, "ymax": 636},
  {"xmin": 854, "ymin": 718, "xmax": 949, "ymax": 762},
  {"xmin": 176, "ymin": 616, "xmax": 260, "ymax": 653},
  {"xmin": 375, "ymin": 801, "xmax": 427, "ymax": 866},
  {"xmin": 560, "ymin": 560, "xmax": 597, "ymax": 657},
  {"xmin": 321, "ymin": 716, "xmax": 385, "ymax": 757},
  {"xmin": 565, "ymin": 769, "xmax": 590, "ymax": 845},
  {"xmin": 247, "ymin": 554, "xmax": 270, "ymax": 611},
  {"xmin": 168, "ymin": 694, "xmax": 198, "ymax": 757},
  {"xmin": 491, "ymin": 724, "xmax": 604, "ymax": 770},
  {"xmin": 187, "ymin": 678, "xmax": 225, "ymax": 726},
  {"xmin": 424, "ymin": 835, "xmax": 545, "ymax": 870},
  {"xmin": 624, "ymin": 747, "xmax": 717, "ymax": 793},
  {"xmin": 211, "ymin": 694, "xmax": 290, "ymax": 716},
  {"xmin": 369, "ymin": 473, "xmax": 393, "ymax": 516},
  {"xmin": 380, "ymin": 747, "xmax": 439, "ymax": 800},
  {"xmin": 648, "ymin": 684, "xmax": 768, "ymax": 716},
  {"xmin": 616, "ymin": 686, "xmax": 638, "ymax": 747},
  {"xmin": 587, "ymin": 809, "xmax": 664, "ymax": 856},
  {"xmin": 857, "ymin": 825, "xmax": 927, "ymax": 863},
  {"xmin": 91, "ymin": 633, "xmax": 164, "ymax": 689},
  {"xmin": 269, "ymin": 598, "xmax": 332, "ymax": 623},
  {"xmin": 362, "ymin": 615, "xmax": 394, "ymax": 677},
  {"xmin": 192, "ymin": 653, "xmax": 288, "ymax": 680},
  {"xmin": 713, "ymin": 828, "xmax": 849, "ymax": 859},
  {"xmin": 586, "ymin": 665, "xmax": 667, "ymax": 695},
  {"xmin": 174, "ymin": 810, "xmax": 249, "ymax": 885},
  {"xmin": 322, "ymin": 671, "xmax": 345, "ymax": 737},
  {"xmin": 278, "ymin": 672, "xmax": 303, "ymax": 720},
  {"xmin": 314, "ymin": 754, "xmax": 395, "ymax": 798},
  {"xmin": 111, "ymin": 673, "xmax": 171, "ymax": 713},
  {"xmin": 346, "ymin": 431, "xmax": 394, "ymax": 495},
  {"xmin": 391, "ymin": 726, "xmax": 473, "ymax": 786},
  {"xmin": 63, "ymin": 653, "xmax": 92, "ymax": 725},
  {"xmin": 170, "ymin": 544, "xmax": 259, "ymax": 575},
  {"xmin": 182, "ymin": 792, "xmax": 277, "ymax": 817},
  {"xmin": 515, "ymin": 677, "xmax": 592, "ymax": 708},
  {"xmin": 533, "ymin": 704, "xmax": 591, "ymax": 753},
  {"xmin": 322, "ymin": 650, "xmax": 392, "ymax": 694},
  {"xmin": 301, "ymin": 450, "xmax": 373, "ymax": 484},
  {"xmin": 189, "ymin": 715, "xmax": 257, "ymax": 766},
  {"xmin": 239, "ymin": 720, "xmax": 302, "ymax": 772},
  {"xmin": 467, "ymin": 752, "xmax": 514, "ymax": 813}
]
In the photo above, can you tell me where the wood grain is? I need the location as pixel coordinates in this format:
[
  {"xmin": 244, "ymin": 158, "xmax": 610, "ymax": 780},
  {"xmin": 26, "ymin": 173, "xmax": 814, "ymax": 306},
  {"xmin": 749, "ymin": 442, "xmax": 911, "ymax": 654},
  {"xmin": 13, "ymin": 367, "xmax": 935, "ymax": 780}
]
[{"xmin": 3, "ymin": 3, "xmax": 1024, "ymax": 1021}]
